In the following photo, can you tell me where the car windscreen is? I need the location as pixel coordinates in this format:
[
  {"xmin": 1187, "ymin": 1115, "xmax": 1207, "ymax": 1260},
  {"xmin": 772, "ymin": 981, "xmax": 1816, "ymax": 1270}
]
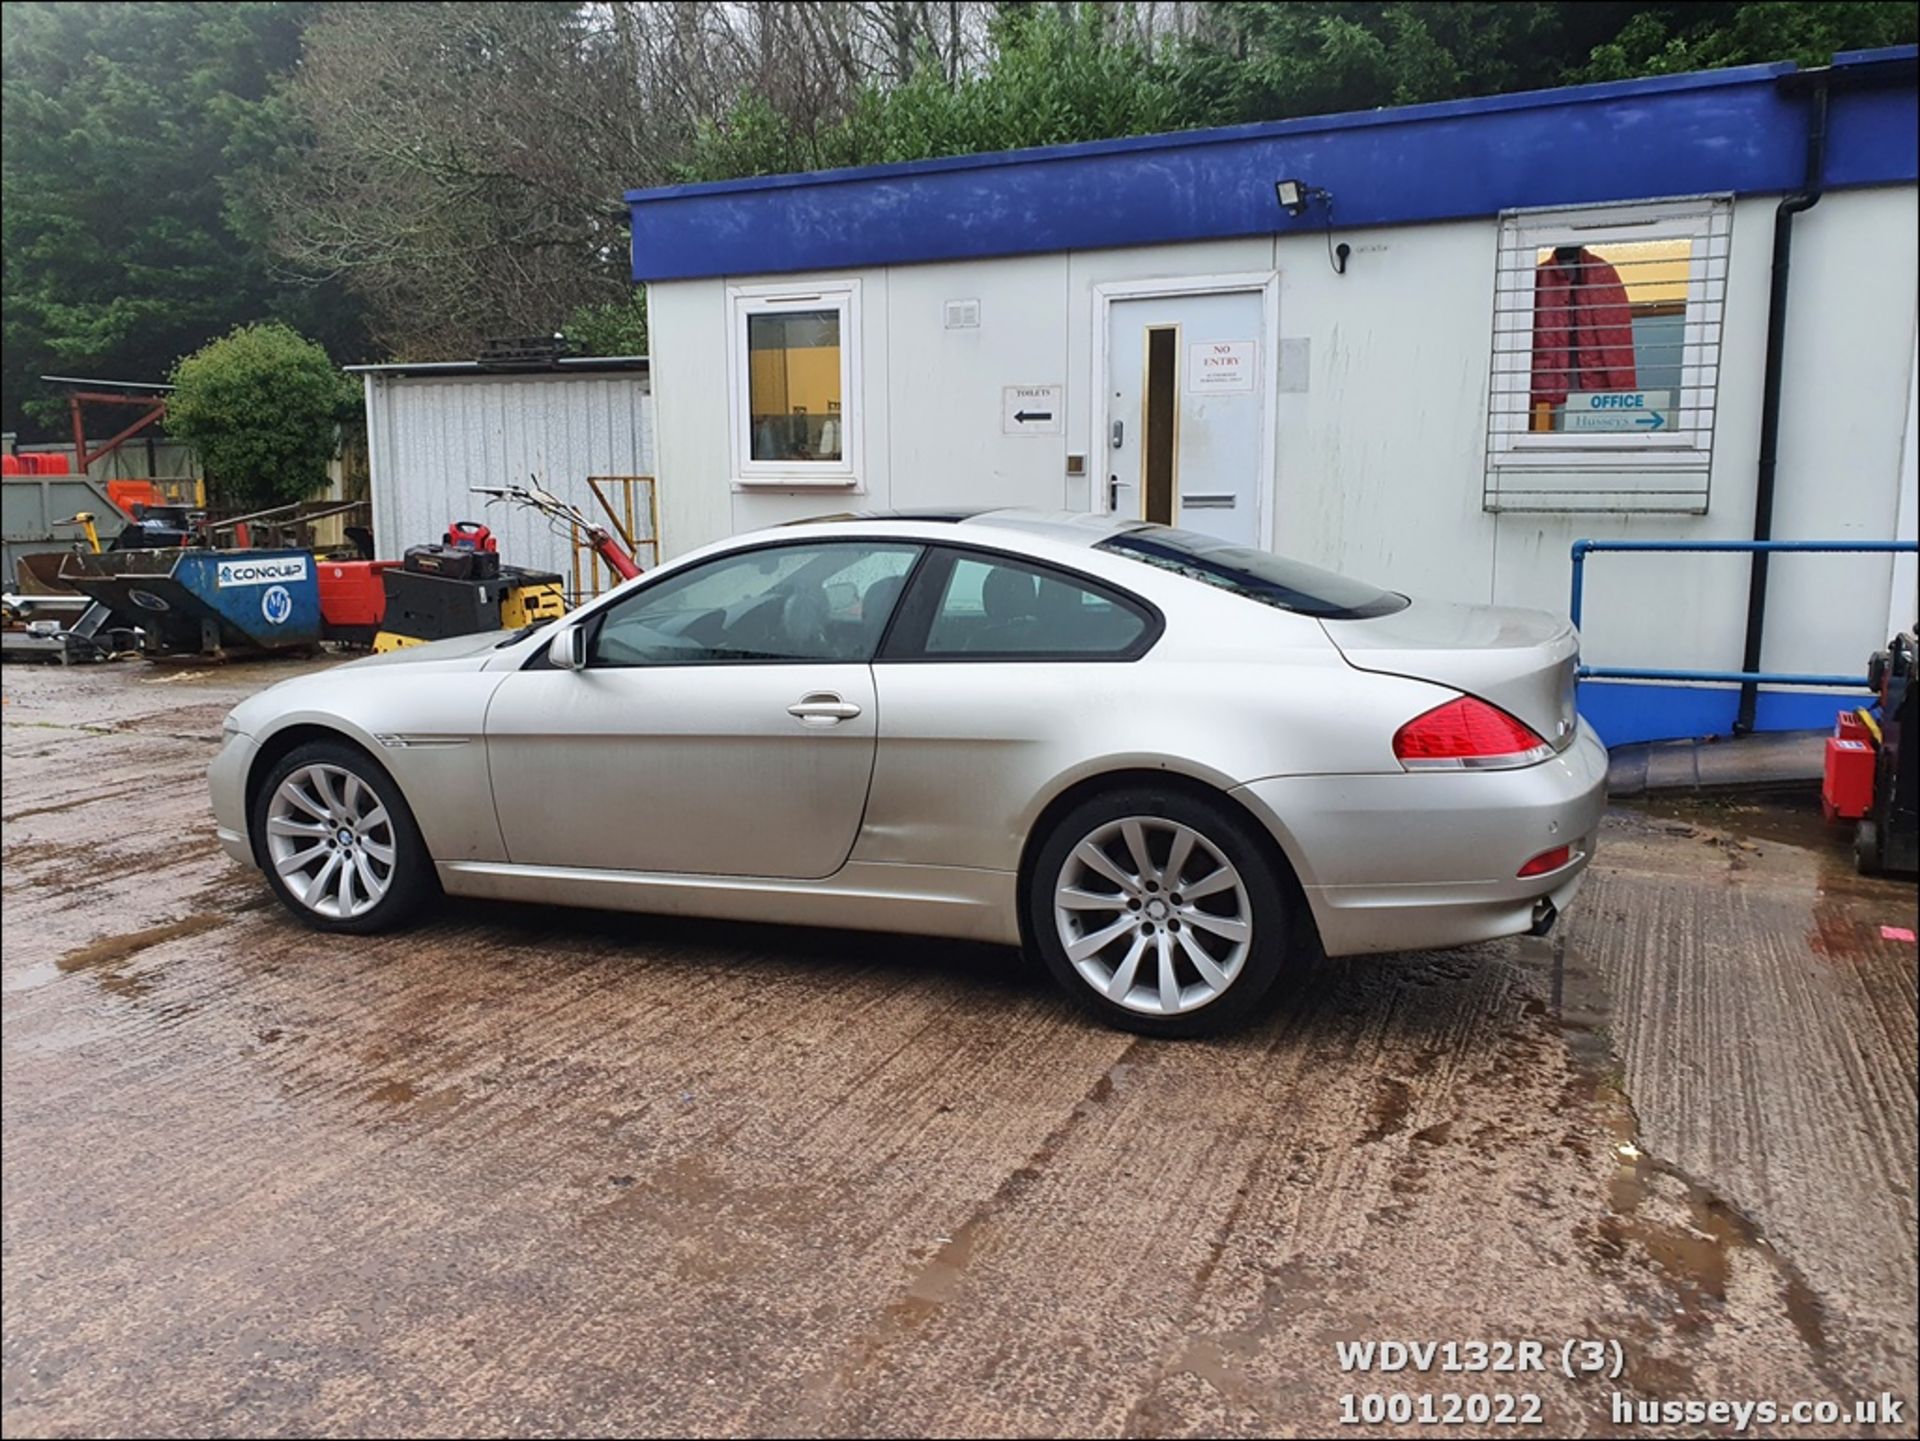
[{"xmin": 1096, "ymin": 527, "xmax": 1409, "ymax": 620}]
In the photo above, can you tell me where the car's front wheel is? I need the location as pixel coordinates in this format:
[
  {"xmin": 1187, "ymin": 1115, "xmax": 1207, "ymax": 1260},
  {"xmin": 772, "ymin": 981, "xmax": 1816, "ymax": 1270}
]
[
  {"xmin": 250, "ymin": 740, "xmax": 434, "ymax": 934},
  {"xmin": 1026, "ymin": 784, "xmax": 1291, "ymax": 1037}
]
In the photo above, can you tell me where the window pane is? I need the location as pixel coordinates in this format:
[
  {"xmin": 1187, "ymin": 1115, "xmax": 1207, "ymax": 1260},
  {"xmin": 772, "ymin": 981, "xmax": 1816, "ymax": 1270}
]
[
  {"xmin": 1529, "ymin": 239, "xmax": 1690, "ymax": 434},
  {"xmin": 748, "ymin": 309, "xmax": 843, "ymax": 463},
  {"xmin": 1097, "ymin": 526, "xmax": 1407, "ymax": 619},
  {"xmin": 592, "ymin": 542, "xmax": 916, "ymax": 666},
  {"xmin": 923, "ymin": 556, "xmax": 1147, "ymax": 656}
]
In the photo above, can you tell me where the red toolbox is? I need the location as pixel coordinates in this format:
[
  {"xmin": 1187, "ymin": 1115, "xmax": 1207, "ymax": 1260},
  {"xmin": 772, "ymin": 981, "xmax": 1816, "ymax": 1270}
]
[
  {"xmin": 1836, "ymin": 708, "xmax": 1873, "ymax": 743},
  {"xmin": 444, "ymin": 520, "xmax": 497, "ymax": 553},
  {"xmin": 1823, "ymin": 707, "xmax": 1877, "ymax": 822},
  {"xmin": 318, "ymin": 559, "xmax": 396, "ymax": 630}
]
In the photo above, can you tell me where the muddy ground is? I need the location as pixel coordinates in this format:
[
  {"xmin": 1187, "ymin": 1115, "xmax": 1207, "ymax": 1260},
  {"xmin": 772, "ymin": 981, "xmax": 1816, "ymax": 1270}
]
[{"xmin": 3, "ymin": 656, "xmax": 1915, "ymax": 1438}]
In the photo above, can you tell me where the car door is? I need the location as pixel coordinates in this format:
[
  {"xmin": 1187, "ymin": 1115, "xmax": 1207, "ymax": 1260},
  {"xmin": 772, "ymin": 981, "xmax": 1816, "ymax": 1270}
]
[
  {"xmin": 484, "ymin": 539, "xmax": 921, "ymax": 879},
  {"xmin": 862, "ymin": 546, "xmax": 1162, "ymax": 871}
]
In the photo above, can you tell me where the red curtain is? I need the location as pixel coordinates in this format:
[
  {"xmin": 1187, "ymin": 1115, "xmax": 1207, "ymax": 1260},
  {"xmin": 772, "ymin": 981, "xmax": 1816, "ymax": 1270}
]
[{"xmin": 1530, "ymin": 247, "xmax": 1637, "ymax": 407}]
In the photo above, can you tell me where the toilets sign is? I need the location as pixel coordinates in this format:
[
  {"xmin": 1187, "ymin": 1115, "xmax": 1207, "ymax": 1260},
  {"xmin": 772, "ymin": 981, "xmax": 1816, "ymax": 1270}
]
[{"xmin": 1563, "ymin": 391, "xmax": 1676, "ymax": 433}]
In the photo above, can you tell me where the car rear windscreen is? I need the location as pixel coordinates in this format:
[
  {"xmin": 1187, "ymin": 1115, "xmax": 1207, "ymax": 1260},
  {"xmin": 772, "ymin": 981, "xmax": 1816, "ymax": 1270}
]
[{"xmin": 1097, "ymin": 526, "xmax": 1409, "ymax": 620}]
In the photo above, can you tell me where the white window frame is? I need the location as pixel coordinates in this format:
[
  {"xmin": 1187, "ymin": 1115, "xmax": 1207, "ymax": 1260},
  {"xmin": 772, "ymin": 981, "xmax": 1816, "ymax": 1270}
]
[
  {"xmin": 726, "ymin": 279, "xmax": 861, "ymax": 487},
  {"xmin": 1486, "ymin": 195, "xmax": 1731, "ymax": 473}
]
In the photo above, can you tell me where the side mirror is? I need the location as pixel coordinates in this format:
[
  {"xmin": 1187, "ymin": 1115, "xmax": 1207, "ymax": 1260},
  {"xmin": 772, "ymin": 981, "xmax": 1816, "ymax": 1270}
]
[{"xmin": 548, "ymin": 626, "xmax": 587, "ymax": 671}]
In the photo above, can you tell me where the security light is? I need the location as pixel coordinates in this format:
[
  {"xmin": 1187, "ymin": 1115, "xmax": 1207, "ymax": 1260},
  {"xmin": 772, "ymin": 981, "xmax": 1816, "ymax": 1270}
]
[
  {"xmin": 1274, "ymin": 179, "xmax": 1349, "ymax": 275},
  {"xmin": 1276, "ymin": 178, "xmax": 1332, "ymax": 216}
]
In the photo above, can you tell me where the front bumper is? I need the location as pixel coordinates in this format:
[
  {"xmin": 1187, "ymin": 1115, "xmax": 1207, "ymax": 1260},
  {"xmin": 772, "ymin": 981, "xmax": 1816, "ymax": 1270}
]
[
  {"xmin": 209, "ymin": 732, "xmax": 258, "ymax": 867},
  {"xmin": 1232, "ymin": 722, "xmax": 1609, "ymax": 957}
]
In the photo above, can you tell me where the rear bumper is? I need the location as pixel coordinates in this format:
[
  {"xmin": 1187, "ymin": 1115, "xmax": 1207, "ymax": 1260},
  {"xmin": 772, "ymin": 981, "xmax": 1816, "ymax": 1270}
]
[
  {"xmin": 1231, "ymin": 722, "xmax": 1608, "ymax": 957},
  {"xmin": 209, "ymin": 732, "xmax": 257, "ymax": 867}
]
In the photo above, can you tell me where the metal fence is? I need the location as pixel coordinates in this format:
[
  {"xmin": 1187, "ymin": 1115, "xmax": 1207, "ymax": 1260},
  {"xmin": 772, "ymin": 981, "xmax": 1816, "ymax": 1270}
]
[{"xmin": 1569, "ymin": 537, "xmax": 1918, "ymax": 688}]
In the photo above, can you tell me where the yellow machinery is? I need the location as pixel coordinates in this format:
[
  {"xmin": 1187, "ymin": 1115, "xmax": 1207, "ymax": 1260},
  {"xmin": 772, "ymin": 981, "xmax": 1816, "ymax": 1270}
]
[
  {"xmin": 366, "ymin": 482, "xmax": 640, "ymax": 652},
  {"xmin": 56, "ymin": 511, "xmax": 104, "ymax": 554},
  {"xmin": 502, "ymin": 578, "xmax": 565, "ymax": 628}
]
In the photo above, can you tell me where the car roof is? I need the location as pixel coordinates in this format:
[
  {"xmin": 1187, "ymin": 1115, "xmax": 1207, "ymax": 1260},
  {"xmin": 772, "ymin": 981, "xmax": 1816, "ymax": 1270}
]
[{"xmin": 776, "ymin": 507, "xmax": 1147, "ymax": 548}]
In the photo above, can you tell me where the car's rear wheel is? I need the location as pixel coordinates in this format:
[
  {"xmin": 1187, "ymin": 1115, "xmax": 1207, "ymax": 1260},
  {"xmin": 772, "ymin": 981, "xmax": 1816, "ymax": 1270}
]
[
  {"xmin": 1026, "ymin": 785, "xmax": 1291, "ymax": 1037},
  {"xmin": 251, "ymin": 740, "xmax": 433, "ymax": 934}
]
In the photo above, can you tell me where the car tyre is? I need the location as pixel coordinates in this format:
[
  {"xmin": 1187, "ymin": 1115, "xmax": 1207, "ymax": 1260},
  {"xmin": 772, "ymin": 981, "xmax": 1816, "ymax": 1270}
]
[
  {"xmin": 250, "ymin": 739, "xmax": 435, "ymax": 934},
  {"xmin": 1026, "ymin": 784, "xmax": 1291, "ymax": 1038}
]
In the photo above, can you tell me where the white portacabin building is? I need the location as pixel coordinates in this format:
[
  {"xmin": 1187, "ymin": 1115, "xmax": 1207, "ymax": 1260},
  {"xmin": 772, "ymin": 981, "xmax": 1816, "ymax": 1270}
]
[{"xmin": 625, "ymin": 48, "xmax": 1919, "ymax": 745}]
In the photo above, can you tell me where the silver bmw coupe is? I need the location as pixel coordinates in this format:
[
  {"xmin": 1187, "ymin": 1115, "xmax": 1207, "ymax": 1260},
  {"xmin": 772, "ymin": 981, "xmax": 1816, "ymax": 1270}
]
[{"xmin": 211, "ymin": 509, "xmax": 1606, "ymax": 1036}]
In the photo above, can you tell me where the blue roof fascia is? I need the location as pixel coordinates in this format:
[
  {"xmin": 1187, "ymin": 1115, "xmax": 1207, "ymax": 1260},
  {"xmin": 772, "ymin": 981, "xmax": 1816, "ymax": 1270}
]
[
  {"xmin": 1832, "ymin": 43, "xmax": 1920, "ymax": 67},
  {"xmin": 629, "ymin": 52, "xmax": 1918, "ymax": 282}
]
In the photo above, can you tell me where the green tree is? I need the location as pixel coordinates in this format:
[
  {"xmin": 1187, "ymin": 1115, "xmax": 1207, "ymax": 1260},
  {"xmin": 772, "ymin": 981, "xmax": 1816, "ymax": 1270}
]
[
  {"xmin": 564, "ymin": 294, "xmax": 651, "ymax": 358},
  {"xmin": 681, "ymin": 6, "xmax": 1191, "ymax": 179},
  {"xmin": 17, "ymin": 0, "xmax": 1904, "ymax": 391},
  {"xmin": 0, "ymin": 1, "xmax": 366, "ymax": 438},
  {"xmin": 676, "ymin": 3, "xmax": 1914, "ymax": 188},
  {"xmin": 166, "ymin": 322, "xmax": 357, "ymax": 511},
  {"xmin": 1572, "ymin": 2, "xmax": 1920, "ymax": 80}
]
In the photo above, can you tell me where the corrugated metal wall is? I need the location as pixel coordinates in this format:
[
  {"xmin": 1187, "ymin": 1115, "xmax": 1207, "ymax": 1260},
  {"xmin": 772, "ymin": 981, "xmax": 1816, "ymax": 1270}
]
[{"xmin": 364, "ymin": 370, "xmax": 654, "ymax": 585}]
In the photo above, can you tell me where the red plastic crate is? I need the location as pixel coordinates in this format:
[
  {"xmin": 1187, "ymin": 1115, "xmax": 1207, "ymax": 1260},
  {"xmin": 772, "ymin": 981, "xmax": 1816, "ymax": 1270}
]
[
  {"xmin": 1822, "ymin": 736, "xmax": 1875, "ymax": 822},
  {"xmin": 317, "ymin": 559, "xmax": 395, "ymax": 628},
  {"xmin": 105, "ymin": 479, "xmax": 162, "ymax": 518}
]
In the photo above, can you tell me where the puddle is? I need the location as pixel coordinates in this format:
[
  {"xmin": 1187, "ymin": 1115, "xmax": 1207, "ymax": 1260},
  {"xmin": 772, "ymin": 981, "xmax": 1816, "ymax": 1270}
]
[
  {"xmin": 1359, "ymin": 1076, "xmax": 1412, "ymax": 1144},
  {"xmin": 1622, "ymin": 790, "xmax": 1916, "ymax": 968},
  {"xmin": 1627, "ymin": 789, "xmax": 1908, "ymax": 903},
  {"xmin": 1543, "ymin": 927, "xmax": 1833, "ymax": 1362},
  {"xmin": 54, "ymin": 913, "xmax": 224, "ymax": 998},
  {"xmin": 1631, "ymin": 790, "xmax": 1838, "ymax": 856}
]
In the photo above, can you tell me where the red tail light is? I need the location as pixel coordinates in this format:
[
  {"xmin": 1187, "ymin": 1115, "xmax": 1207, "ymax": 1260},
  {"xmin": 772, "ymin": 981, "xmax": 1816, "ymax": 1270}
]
[
  {"xmin": 1393, "ymin": 696, "xmax": 1553, "ymax": 770},
  {"xmin": 1518, "ymin": 844, "xmax": 1572, "ymax": 877}
]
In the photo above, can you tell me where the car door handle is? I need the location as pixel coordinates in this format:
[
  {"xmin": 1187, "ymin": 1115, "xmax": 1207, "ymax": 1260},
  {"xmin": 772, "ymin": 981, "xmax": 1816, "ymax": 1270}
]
[{"xmin": 788, "ymin": 693, "xmax": 861, "ymax": 723}]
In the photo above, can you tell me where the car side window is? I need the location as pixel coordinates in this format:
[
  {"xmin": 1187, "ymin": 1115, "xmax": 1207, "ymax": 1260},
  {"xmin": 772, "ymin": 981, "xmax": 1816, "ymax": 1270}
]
[
  {"xmin": 905, "ymin": 551, "xmax": 1152, "ymax": 659},
  {"xmin": 589, "ymin": 542, "xmax": 920, "ymax": 667}
]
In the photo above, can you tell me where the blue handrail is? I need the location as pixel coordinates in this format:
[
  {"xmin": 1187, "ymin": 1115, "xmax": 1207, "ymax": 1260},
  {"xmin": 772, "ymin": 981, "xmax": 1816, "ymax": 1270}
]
[{"xmin": 1569, "ymin": 538, "xmax": 1917, "ymax": 689}]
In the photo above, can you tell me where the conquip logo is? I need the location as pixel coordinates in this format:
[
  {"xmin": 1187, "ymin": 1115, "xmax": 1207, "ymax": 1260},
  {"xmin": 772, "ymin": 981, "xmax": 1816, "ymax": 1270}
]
[{"xmin": 216, "ymin": 556, "xmax": 310, "ymax": 588}]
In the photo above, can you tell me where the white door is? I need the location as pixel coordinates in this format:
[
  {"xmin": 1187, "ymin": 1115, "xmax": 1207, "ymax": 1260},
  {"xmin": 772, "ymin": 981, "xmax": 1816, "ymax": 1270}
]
[{"xmin": 1105, "ymin": 290, "xmax": 1266, "ymax": 547}]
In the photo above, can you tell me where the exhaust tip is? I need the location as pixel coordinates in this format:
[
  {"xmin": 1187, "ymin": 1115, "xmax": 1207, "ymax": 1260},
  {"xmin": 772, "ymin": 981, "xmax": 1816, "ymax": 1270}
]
[{"xmin": 1528, "ymin": 897, "xmax": 1559, "ymax": 937}]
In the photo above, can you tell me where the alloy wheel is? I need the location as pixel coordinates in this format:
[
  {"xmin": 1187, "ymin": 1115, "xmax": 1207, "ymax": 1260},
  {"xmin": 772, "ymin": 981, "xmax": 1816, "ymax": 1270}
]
[
  {"xmin": 1052, "ymin": 815, "xmax": 1251, "ymax": 1015},
  {"xmin": 265, "ymin": 763, "xmax": 397, "ymax": 920}
]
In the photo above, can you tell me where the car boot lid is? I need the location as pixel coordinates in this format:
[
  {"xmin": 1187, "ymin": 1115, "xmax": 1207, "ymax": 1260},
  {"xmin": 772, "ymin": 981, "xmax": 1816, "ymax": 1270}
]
[{"xmin": 1320, "ymin": 598, "xmax": 1579, "ymax": 750}]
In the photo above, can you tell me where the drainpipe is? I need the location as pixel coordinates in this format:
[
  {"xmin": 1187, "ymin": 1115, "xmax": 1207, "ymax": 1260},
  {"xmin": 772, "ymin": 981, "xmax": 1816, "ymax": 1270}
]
[
  {"xmin": 1735, "ymin": 71, "xmax": 1835, "ymax": 732},
  {"xmin": 1735, "ymin": 72, "xmax": 1828, "ymax": 735}
]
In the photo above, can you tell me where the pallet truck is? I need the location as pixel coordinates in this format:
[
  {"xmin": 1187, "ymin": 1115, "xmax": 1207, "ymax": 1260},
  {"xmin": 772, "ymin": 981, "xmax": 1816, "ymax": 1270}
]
[{"xmin": 1853, "ymin": 628, "xmax": 1917, "ymax": 876}]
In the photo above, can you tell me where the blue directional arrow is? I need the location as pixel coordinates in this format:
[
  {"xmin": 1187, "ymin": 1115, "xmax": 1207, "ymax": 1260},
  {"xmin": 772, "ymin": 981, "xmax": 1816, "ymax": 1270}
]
[{"xmin": 1634, "ymin": 411, "xmax": 1666, "ymax": 429}]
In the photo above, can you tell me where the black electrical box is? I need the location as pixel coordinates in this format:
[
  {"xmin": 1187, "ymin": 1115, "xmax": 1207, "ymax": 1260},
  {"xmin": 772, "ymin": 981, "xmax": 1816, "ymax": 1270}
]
[{"xmin": 381, "ymin": 568, "xmax": 505, "ymax": 641}]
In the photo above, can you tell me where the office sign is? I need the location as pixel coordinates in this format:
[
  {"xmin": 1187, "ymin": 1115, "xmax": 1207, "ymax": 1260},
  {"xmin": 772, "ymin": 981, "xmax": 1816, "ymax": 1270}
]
[{"xmin": 1563, "ymin": 391, "xmax": 1676, "ymax": 433}]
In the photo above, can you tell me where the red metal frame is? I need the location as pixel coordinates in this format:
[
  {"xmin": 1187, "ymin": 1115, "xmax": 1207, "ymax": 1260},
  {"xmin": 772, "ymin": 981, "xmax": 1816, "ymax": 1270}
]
[{"xmin": 68, "ymin": 390, "xmax": 168, "ymax": 472}]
